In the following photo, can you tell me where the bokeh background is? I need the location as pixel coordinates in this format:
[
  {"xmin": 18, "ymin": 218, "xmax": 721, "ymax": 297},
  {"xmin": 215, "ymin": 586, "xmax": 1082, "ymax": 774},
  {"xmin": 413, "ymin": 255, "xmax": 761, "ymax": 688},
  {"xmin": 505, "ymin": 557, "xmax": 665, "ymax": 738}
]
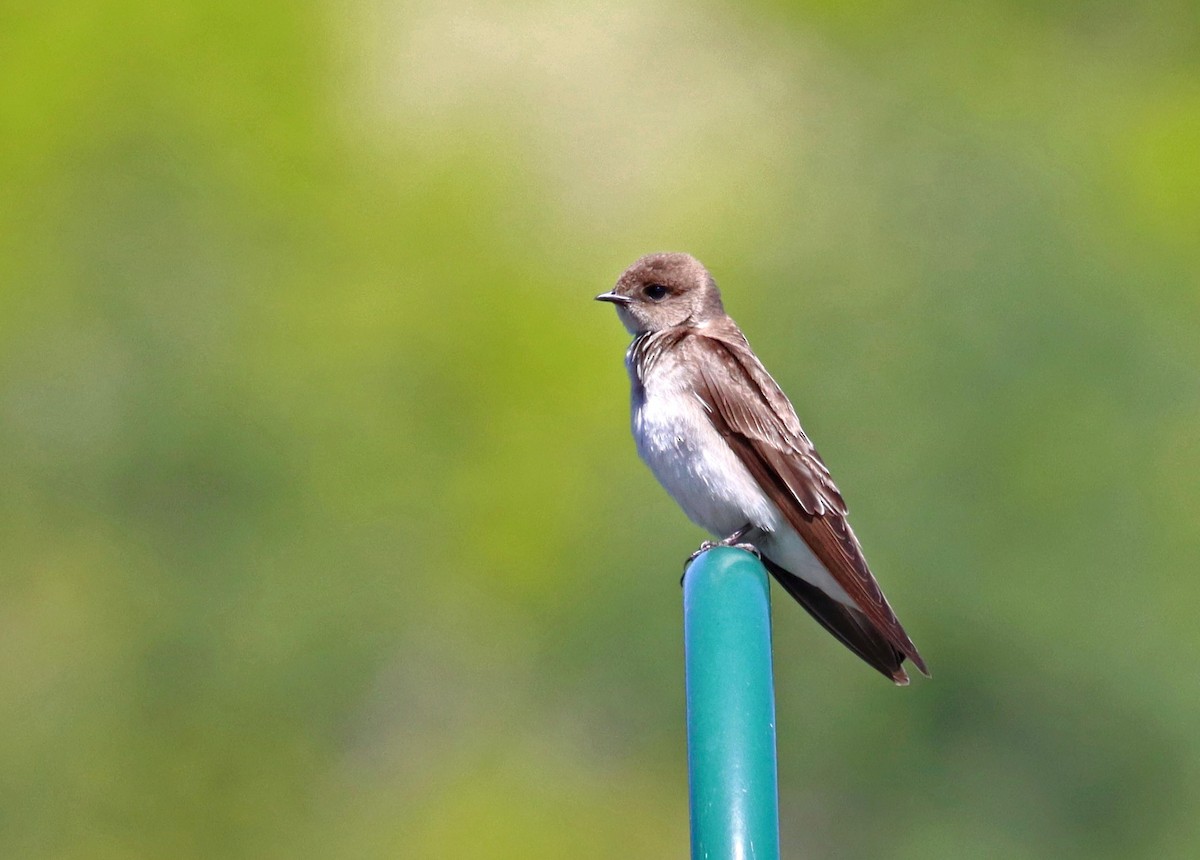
[{"xmin": 3, "ymin": 1, "xmax": 1199, "ymax": 857}]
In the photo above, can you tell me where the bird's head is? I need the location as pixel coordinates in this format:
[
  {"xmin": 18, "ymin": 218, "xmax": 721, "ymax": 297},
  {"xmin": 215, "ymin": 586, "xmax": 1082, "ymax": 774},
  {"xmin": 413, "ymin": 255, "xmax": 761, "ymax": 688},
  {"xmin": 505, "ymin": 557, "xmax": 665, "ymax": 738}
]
[{"xmin": 596, "ymin": 252, "xmax": 725, "ymax": 335}]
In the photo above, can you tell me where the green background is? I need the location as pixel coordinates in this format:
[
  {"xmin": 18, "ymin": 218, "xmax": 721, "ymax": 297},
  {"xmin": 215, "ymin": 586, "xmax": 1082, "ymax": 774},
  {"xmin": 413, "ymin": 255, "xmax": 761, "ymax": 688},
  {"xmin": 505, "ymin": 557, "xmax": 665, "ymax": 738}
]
[{"xmin": 2, "ymin": 1, "xmax": 1198, "ymax": 857}]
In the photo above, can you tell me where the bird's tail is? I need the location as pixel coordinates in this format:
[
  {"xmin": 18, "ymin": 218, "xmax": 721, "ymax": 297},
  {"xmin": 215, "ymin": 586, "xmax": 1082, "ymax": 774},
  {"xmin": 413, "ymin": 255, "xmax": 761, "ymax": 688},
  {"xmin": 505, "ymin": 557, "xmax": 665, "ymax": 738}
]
[{"xmin": 761, "ymin": 556, "xmax": 912, "ymax": 685}]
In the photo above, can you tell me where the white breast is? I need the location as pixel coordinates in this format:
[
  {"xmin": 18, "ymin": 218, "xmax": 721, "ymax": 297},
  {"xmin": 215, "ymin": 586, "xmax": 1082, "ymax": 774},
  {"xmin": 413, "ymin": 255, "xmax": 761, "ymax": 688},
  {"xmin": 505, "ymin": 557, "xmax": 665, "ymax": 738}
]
[{"xmin": 633, "ymin": 375, "xmax": 777, "ymax": 538}]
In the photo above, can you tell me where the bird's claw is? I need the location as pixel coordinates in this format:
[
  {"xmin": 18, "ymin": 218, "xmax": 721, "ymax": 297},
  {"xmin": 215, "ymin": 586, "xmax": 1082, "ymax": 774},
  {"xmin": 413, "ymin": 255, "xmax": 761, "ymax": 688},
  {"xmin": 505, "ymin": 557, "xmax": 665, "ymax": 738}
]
[
  {"xmin": 681, "ymin": 541, "xmax": 717, "ymax": 582},
  {"xmin": 681, "ymin": 526, "xmax": 760, "ymax": 583},
  {"xmin": 688, "ymin": 540, "xmax": 719, "ymax": 563},
  {"xmin": 728, "ymin": 542, "xmax": 761, "ymax": 559}
]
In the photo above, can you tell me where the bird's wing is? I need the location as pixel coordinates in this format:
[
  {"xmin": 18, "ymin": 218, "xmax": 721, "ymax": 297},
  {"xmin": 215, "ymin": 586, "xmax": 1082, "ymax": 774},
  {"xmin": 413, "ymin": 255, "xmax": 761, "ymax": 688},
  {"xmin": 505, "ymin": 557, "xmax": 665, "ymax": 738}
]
[{"xmin": 687, "ymin": 328, "xmax": 927, "ymax": 675}]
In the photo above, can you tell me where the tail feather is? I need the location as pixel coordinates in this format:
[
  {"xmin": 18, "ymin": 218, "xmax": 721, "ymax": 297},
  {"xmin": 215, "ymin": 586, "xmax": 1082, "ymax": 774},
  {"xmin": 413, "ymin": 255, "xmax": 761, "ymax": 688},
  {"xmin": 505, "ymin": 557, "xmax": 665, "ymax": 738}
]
[{"xmin": 761, "ymin": 556, "xmax": 912, "ymax": 685}]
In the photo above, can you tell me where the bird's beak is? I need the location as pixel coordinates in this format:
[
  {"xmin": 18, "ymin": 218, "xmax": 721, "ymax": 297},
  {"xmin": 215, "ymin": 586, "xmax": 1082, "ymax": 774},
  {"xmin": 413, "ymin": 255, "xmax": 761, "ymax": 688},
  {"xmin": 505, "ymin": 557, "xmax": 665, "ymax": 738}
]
[{"xmin": 595, "ymin": 291, "xmax": 632, "ymax": 306}]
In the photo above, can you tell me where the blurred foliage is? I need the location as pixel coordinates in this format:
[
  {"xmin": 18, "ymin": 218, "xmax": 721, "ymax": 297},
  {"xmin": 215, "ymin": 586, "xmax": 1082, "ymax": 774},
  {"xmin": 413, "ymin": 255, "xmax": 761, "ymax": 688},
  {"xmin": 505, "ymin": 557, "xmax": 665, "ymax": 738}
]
[{"xmin": 2, "ymin": 0, "xmax": 1199, "ymax": 857}]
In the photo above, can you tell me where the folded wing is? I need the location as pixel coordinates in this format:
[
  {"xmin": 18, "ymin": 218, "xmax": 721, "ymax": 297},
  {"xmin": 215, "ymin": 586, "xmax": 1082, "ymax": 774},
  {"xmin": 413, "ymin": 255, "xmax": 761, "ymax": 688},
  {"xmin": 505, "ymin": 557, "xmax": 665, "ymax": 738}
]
[{"xmin": 689, "ymin": 328, "xmax": 928, "ymax": 676}]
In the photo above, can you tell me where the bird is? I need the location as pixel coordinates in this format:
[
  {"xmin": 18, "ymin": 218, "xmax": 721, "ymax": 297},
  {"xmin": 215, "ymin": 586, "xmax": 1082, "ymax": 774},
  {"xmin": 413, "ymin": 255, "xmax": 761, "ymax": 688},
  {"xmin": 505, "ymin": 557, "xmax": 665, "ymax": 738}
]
[{"xmin": 596, "ymin": 252, "xmax": 927, "ymax": 684}]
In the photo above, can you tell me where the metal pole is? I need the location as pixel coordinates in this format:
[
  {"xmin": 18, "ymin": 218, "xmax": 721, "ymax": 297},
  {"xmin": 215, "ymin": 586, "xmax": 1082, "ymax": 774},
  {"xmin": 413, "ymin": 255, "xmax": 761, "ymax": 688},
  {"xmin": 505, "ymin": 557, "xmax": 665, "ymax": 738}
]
[{"xmin": 684, "ymin": 546, "xmax": 781, "ymax": 860}]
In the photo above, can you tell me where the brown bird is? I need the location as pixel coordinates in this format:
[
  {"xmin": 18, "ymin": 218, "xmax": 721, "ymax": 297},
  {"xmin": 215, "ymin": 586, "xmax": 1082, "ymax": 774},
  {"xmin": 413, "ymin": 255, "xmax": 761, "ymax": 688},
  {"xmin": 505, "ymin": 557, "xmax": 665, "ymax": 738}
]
[{"xmin": 597, "ymin": 252, "xmax": 927, "ymax": 684}]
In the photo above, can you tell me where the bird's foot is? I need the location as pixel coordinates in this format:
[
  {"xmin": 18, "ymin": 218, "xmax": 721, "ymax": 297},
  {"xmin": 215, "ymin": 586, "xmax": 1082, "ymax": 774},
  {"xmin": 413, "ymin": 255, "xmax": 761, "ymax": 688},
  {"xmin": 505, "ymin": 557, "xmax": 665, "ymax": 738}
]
[
  {"xmin": 681, "ymin": 525, "xmax": 760, "ymax": 583},
  {"xmin": 716, "ymin": 524, "xmax": 759, "ymax": 557}
]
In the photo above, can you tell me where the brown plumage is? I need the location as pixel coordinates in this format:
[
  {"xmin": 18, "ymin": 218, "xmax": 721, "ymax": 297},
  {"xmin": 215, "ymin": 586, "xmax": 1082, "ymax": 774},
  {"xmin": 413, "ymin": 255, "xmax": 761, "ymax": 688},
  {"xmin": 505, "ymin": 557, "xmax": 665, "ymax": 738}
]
[{"xmin": 598, "ymin": 252, "xmax": 927, "ymax": 683}]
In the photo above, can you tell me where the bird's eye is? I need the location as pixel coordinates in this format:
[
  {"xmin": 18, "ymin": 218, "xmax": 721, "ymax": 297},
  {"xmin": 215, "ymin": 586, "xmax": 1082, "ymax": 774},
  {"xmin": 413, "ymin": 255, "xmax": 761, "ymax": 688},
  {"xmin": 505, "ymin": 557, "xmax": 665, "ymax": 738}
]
[{"xmin": 645, "ymin": 284, "xmax": 669, "ymax": 301}]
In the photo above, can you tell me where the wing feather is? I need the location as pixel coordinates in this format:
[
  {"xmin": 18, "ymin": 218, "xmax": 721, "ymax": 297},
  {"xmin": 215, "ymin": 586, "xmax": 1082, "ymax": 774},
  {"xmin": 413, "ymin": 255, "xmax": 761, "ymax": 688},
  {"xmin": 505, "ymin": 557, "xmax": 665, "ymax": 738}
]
[{"xmin": 689, "ymin": 329, "xmax": 928, "ymax": 675}]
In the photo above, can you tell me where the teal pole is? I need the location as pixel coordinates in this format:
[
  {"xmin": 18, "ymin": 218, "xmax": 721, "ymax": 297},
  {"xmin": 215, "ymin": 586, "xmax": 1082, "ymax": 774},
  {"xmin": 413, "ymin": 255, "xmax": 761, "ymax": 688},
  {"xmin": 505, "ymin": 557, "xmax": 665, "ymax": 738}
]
[{"xmin": 684, "ymin": 546, "xmax": 780, "ymax": 860}]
